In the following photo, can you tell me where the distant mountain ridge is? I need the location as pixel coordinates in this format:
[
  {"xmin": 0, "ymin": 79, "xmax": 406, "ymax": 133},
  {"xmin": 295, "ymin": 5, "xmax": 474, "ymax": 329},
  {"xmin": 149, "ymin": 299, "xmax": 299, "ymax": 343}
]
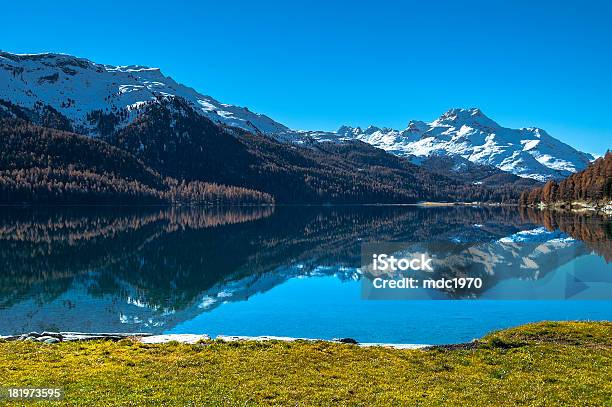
[
  {"xmin": 0, "ymin": 51, "xmax": 594, "ymax": 183},
  {"xmin": 328, "ymin": 108, "xmax": 594, "ymax": 182}
]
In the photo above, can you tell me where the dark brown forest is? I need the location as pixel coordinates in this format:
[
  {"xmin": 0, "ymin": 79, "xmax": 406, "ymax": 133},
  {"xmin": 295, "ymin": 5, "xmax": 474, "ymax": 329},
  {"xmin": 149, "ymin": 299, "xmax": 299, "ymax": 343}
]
[
  {"xmin": 519, "ymin": 152, "xmax": 612, "ymax": 207},
  {"xmin": 0, "ymin": 119, "xmax": 274, "ymax": 205}
]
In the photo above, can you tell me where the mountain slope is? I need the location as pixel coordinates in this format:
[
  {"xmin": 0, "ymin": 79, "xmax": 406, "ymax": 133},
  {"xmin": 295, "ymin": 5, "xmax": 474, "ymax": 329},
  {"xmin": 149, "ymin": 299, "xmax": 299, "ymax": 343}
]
[
  {"xmin": 0, "ymin": 51, "xmax": 288, "ymax": 136},
  {"xmin": 0, "ymin": 101, "xmax": 523, "ymax": 204},
  {"xmin": 0, "ymin": 118, "xmax": 274, "ymax": 205},
  {"xmin": 413, "ymin": 154, "xmax": 541, "ymax": 189}
]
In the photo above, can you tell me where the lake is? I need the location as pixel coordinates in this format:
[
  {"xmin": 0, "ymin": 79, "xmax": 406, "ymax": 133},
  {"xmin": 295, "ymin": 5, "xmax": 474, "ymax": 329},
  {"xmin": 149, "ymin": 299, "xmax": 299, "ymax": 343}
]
[{"xmin": 0, "ymin": 205, "xmax": 610, "ymax": 344}]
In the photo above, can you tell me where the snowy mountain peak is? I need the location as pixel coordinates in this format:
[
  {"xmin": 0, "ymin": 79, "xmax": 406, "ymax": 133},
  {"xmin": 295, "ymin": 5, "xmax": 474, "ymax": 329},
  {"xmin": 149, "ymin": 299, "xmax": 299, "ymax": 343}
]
[
  {"xmin": 337, "ymin": 125, "xmax": 363, "ymax": 137},
  {"xmin": 326, "ymin": 108, "xmax": 593, "ymax": 182},
  {"xmin": 2, "ymin": 52, "xmax": 93, "ymax": 65},
  {"xmin": 0, "ymin": 50, "xmax": 289, "ymax": 136},
  {"xmin": 364, "ymin": 125, "xmax": 381, "ymax": 135},
  {"xmin": 404, "ymin": 120, "xmax": 429, "ymax": 137},
  {"xmin": 432, "ymin": 107, "xmax": 500, "ymax": 130}
]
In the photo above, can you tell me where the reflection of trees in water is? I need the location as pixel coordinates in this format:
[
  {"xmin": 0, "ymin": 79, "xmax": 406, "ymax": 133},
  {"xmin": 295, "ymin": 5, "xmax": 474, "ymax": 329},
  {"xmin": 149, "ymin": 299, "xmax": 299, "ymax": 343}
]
[
  {"xmin": 0, "ymin": 205, "xmax": 605, "ymax": 313},
  {"xmin": 0, "ymin": 206, "xmax": 275, "ymax": 245},
  {"xmin": 520, "ymin": 208, "xmax": 612, "ymax": 262},
  {"xmin": 0, "ymin": 206, "xmax": 274, "ymax": 307},
  {"xmin": 248, "ymin": 206, "xmax": 531, "ymax": 273}
]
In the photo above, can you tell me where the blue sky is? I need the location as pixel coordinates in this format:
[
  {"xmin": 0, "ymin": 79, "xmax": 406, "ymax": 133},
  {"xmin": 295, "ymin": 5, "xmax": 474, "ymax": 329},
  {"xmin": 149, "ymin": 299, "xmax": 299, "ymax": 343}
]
[{"xmin": 2, "ymin": 0, "xmax": 611, "ymax": 154}]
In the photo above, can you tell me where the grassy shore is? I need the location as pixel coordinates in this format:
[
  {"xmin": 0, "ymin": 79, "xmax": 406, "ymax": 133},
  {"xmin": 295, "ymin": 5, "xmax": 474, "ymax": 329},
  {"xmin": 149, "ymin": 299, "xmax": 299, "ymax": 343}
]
[{"xmin": 0, "ymin": 321, "xmax": 610, "ymax": 406}]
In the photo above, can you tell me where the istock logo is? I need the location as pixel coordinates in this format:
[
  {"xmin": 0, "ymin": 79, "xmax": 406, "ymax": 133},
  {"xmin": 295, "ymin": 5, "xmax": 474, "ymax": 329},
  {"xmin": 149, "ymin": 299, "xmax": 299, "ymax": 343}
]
[
  {"xmin": 361, "ymin": 241, "xmax": 612, "ymax": 301},
  {"xmin": 372, "ymin": 253, "xmax": 433, "ymax": 272}
]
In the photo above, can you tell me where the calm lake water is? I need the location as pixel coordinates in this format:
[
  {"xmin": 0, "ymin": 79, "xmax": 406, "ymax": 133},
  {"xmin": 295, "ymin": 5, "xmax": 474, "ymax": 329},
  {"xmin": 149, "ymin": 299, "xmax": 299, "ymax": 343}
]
[{"xmin": 0, "ymin": 205, "xmax": 610, "ymax": 344}]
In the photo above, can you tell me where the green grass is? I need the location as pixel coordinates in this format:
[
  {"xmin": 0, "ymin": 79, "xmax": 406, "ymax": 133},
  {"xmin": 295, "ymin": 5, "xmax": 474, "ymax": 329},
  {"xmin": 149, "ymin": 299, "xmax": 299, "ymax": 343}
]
[{"xmin": 0, "ymin": 321, "xmax": 610, "ymax": 406}]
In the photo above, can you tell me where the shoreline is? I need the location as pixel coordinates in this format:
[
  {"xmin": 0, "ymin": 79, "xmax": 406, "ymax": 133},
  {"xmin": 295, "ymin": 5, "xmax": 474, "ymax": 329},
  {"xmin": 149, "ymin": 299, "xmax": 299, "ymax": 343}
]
[
  {"xmin": 521, "ymin": 200, "xmax": 612, "ymax": 215},
  {"xmin": 0, "ymin": 331, "xmax": 431, "ymax": 349}
]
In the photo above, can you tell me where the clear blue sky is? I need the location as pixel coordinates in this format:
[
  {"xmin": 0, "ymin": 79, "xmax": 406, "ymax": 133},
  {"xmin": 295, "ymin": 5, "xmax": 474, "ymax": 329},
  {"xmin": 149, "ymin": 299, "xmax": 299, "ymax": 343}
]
[{"xmin": 2, "ymin": 0, "xmax": 611, "ymax": 154}]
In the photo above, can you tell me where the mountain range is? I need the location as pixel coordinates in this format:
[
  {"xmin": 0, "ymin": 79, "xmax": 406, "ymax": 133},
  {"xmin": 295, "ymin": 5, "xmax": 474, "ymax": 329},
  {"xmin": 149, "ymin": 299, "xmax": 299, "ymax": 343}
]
[
  {"xmin": 331, "ymin": 109, "xmax": 594, "ymax": 182},
  {"xmin": 0, "ymin": 51, "xmax": 598, "ymax": 203}
]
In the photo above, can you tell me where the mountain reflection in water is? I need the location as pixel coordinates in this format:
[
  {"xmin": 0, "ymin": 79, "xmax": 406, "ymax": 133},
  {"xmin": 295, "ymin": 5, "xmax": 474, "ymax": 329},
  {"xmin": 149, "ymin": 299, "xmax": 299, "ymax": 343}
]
[{"xmin": 0, "ymin": 205, "xmax": 609, "ymax": 337}]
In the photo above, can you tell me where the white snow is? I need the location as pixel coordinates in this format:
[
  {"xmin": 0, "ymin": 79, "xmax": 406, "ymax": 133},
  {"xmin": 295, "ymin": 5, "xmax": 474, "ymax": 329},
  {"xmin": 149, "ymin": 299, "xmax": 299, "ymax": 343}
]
[{"xmin": 197, "ymin": 296, "xmax": 216, "ymax": 309}]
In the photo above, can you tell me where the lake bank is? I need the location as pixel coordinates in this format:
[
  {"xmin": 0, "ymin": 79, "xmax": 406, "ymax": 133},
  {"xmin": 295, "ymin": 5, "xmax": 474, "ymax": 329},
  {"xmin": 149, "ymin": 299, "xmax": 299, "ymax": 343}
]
[
  {"xmin": 520, "ymin": 200, "xmax": 612, "ymax": 215},
  {"xmin": 0, "ymin": 321, "xmax": 609, "ymax": 405},
  {"xmin": 0, "ymin": 331, "xmax": 430, "ymax": 349}
]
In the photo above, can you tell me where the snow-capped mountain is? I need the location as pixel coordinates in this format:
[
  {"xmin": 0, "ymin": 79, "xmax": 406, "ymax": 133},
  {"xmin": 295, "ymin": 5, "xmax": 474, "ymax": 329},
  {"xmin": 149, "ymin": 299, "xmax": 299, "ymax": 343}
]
[
  {"xmin": 0, "ymin": 51, "xmax": 594, "ymax": 181},
  {"xmin": 333, "ymin": 108, "xmax": 594, "ymax": 182},
  {"xmin": 0, "ymin": 51, "xmax": 288, "ymax": 135}
]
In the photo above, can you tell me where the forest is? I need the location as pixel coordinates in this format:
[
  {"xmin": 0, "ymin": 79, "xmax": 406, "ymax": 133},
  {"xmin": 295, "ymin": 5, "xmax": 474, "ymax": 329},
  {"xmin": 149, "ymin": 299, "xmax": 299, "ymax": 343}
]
[
  {"xmin": 1, "ymin": 97, "xmax": 542, "ymax": 205},
  {"xmin": 0, "ymin": 119, "xmax": 274, "ymax": 205},
  {"xmin": 519, "ymin": 152, "xmax": 611, "ymax": 207},
  {"xmin": 104, "ymin": 97, "xmax": 532, "ymax": 204}
]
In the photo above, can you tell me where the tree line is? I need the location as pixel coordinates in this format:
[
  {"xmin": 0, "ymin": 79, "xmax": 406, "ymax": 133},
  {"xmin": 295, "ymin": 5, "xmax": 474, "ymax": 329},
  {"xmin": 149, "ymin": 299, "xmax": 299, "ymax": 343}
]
[{"xmin": 519, "ymin": 152, "xmax": 611, "ymax": 207}]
